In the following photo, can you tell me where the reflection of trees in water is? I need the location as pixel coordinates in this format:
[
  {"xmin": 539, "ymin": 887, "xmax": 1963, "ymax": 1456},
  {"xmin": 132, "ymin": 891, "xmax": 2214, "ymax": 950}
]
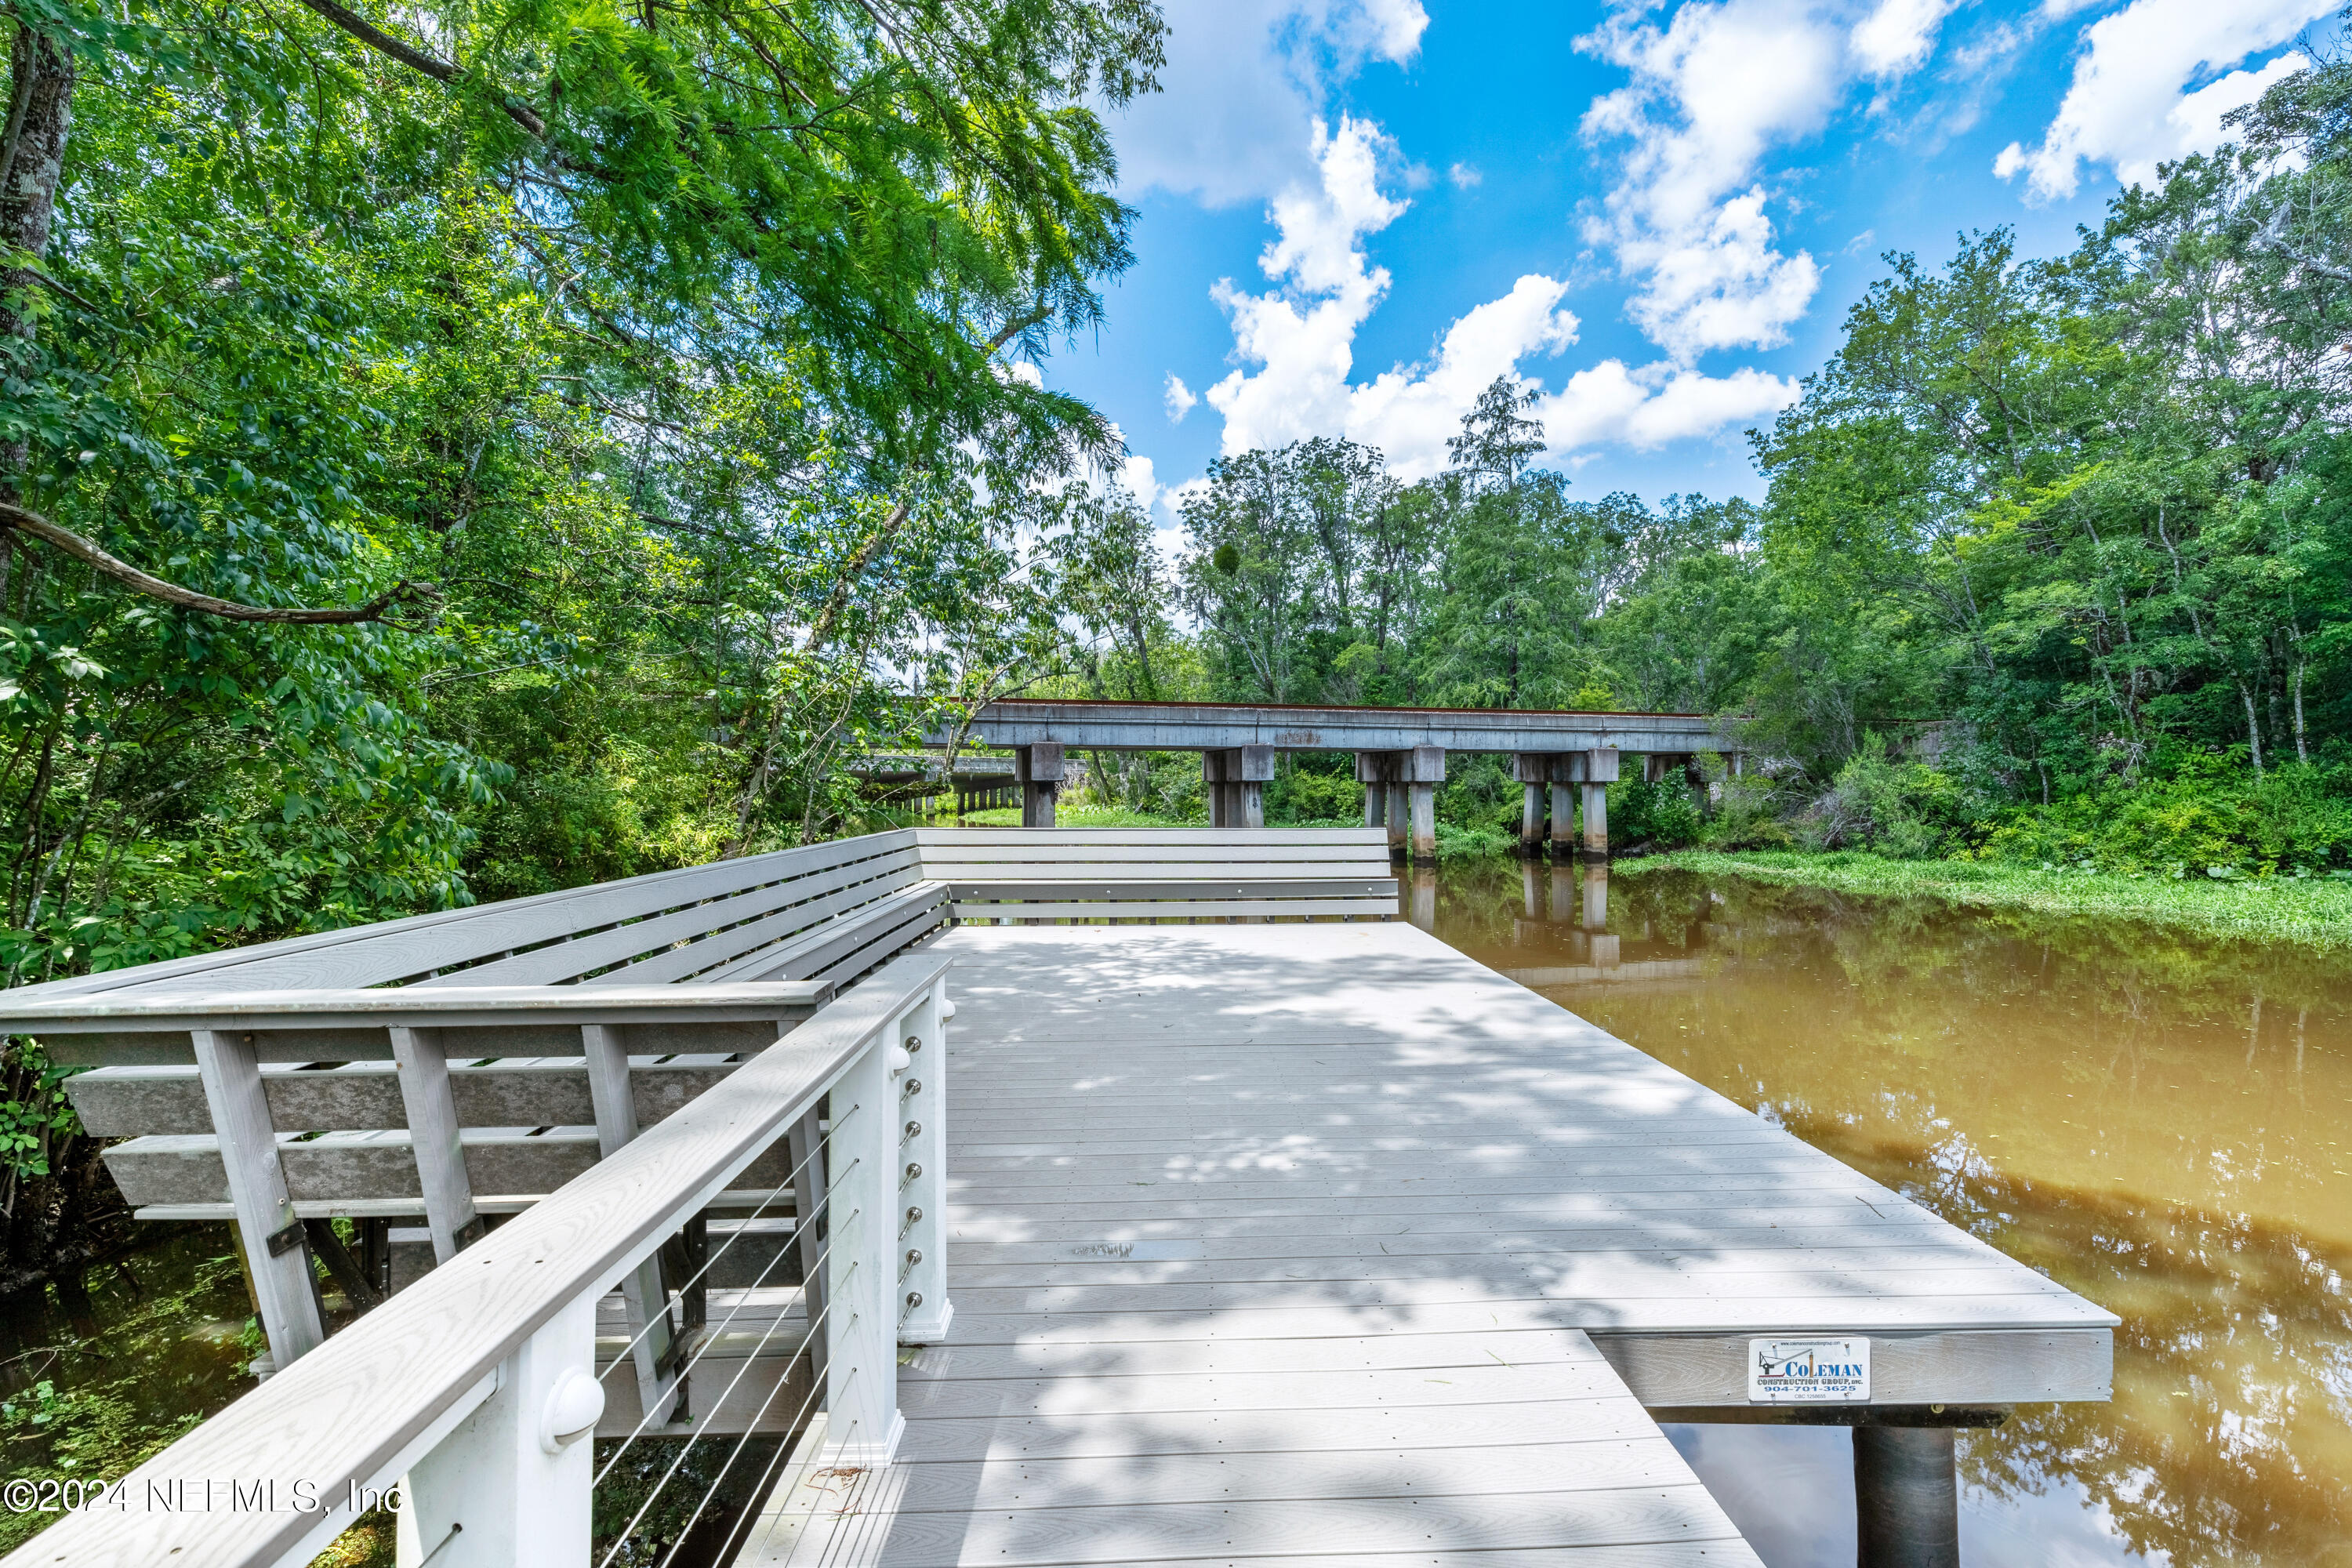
[
  {"xmin": 1644, "ymin": 867, "xmax": 2352, "ymax": 1026},
  {"xmin": 1828, "ymin": 1134, "xmax": 2352, "ymax": 1567},
  {"xmin": 1433, "ymin": 862, "xmax": 2352, "ymax": 1565}
]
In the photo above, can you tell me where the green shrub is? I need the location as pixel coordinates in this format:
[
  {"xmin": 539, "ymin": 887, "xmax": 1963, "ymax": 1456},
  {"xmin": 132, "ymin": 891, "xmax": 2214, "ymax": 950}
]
[
  {"xmin": 1973, "ymin": 760, "xmax": 2352, "ymax": 876},
  {"xmin": 1701, "ymin": 773, "xmax": 1795, "ymax": 850},
  {"xmin": 1610, "ymin": 779, "xmax": 1702, "ymax": 851},
  {"xmin": 1269, "ymin": 768, "xmax": 1363, "ymax": 825},
  {"xmin": 1433, "ymin": 821, "xmax": 1515, "ymax": 860},
  {"xmin": 1796, "ymin": 737, "xmax": 1974, "ymax": 858}
]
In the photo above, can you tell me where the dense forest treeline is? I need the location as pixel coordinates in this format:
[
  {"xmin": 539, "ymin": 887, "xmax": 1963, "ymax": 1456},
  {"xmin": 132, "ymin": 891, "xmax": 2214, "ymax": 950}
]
[
  {"xmin": 8, "ymin": 0, "xmax": 2352, "ymax": 1276},
  {"xmin": 0, "ymin": 0, "xmax": 1164, "ymax": 1293},
  {"xmin": 1041, "ymin": 73, "xmax": 2352, "ymax": 877}
]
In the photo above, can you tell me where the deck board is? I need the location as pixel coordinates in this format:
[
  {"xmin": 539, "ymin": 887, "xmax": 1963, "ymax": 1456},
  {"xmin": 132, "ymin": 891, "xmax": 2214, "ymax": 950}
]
[{"xmin": 760, "ymin": 920, "xmax": 2114, "ymax": 1565}]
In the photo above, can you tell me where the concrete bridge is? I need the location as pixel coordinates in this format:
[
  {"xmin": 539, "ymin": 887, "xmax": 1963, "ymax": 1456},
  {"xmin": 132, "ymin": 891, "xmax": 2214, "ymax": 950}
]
[
  {"xmin": 844, "ymin": 753, "xmax": 1018, "ymax": 814},
  {"xmin": 927, "ymin": 699, "xmax": 1746, "ymax": 858}
]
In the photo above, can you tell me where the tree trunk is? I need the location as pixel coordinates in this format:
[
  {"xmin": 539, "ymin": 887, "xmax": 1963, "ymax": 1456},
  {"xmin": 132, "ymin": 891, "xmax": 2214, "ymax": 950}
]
[
  {"xmin": 2239, "ymin": 681, "xmax": 2264, "ymax": 776},
  {"xmin": 2294, "ymin": 656, "xmax": 2309, "ymax": 765},
  {"xmin": 0, "ymin": 21, "xmax": 78, "ymax": 490}
]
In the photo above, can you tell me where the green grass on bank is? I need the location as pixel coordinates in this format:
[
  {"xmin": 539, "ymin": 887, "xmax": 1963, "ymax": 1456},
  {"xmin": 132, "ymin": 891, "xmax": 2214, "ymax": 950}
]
[
  {"xmin": 942, "ymin": 804, "xmax": 1200, "ymax": 828},
  {"xmin": 940, "ymin": 804, "xmax": 1525, "ymax": 859},
  {"xmin": 1625, "ymin": 849, "xmax": 2352, "ymax": 951}
]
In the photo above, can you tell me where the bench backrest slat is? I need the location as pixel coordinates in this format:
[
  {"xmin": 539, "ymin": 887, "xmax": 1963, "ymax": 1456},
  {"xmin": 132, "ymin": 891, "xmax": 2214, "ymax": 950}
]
[
  {"xmin": 419, "ymin": 849, "xmax": 920, "ymax": 989},
  {"xmin": 7, "ymin": 832, "xmax": 918, "ymax": 1003},
  {"xmin": 589, "ymin": 869, "xmax": 928, "ymax": 987}
]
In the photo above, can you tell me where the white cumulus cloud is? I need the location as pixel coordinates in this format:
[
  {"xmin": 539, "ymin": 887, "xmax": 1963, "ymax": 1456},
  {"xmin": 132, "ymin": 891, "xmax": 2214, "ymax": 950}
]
[
  {"xmin": 1111, "ymin": 0, "xmax": 1430, "ymax": 206},
  {"xmin": 1164, "ymin": 374, "xmax": 1198, "ymax": 422},
  {"xmin": 1577, "ymin": 0, "xmax": 1846, "ymax": 361},
  {"xmin": 1202, "ymin": 116, "xmax": 1801, "ymax": 477},
  {"xmin": 1117, "ymin": 454, "xmax": 1163, "ymax": 512},
  {"xmin": 1626, "ymin": 187, "xmax": 1822, "ymax": 361},
  {"xmin": 1994, "ymin": 0, "xmax": 2328, "ymax": 201},
  {"xmin": 1851, "ymin": 0, "xmax": 1955, "ymax": 79},
  {"xmin": 1534, "ymin": 361, "xmax": 1799, "ymax": 452}
]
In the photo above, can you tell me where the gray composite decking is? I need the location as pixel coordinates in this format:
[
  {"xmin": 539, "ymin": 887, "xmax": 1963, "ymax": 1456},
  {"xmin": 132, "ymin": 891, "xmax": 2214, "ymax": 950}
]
[{"xmin": 746, "ymin": 920, "xmax": 2114, "ymax": 1565}]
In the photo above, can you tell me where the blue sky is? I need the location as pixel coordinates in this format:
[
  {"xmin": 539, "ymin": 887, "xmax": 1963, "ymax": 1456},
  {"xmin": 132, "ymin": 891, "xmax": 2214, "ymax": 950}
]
[{"xmin": 1033, "ymin": 0, "xmax": 2338, "ymax": 523}]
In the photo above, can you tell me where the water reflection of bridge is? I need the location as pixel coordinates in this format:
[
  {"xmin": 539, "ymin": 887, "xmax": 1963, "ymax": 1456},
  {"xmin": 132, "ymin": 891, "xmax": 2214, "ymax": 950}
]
[{"xmin": 1398, "ymin": 858, "xmax": 1720, "ymax": 993}]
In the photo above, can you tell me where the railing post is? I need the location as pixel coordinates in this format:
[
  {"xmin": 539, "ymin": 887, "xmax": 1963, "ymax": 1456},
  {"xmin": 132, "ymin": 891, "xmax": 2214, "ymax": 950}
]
[
  {"xmin": 898, "ymin": 982, "xmax": 952, "ymax": 1343},
  {"xmin": 397, "ymin": 1293, "xmax": 602, "ymax": 1567},
  {"xmin": 192, "ymin": 1029, "xmax": 325, "ymax": 1370},
  {"xmin": 821, "ymin": 1024, "xmax": 906, "ymax": 1464}
]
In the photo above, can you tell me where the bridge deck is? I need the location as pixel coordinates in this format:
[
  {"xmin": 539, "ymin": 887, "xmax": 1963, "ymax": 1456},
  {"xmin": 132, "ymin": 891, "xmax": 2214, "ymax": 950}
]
[{"xmin": 745, "ymin": 920, "xmax": 2113, "ymax": 1565}]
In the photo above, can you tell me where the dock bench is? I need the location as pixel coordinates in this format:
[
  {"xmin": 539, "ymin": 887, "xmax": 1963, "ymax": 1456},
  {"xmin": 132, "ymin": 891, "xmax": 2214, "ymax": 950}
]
[{"xmin": 1, "ymin": 829, "xmax": 1396, "ymax": 1403}]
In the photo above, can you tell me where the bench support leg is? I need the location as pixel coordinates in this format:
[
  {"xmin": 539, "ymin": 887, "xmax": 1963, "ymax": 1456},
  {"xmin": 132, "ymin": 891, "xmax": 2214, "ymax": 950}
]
[
  {"xmin": 789, "ymin": 1107, "xmax": 829, "ymax": 1388},
  {"xmin": 192, "ymin": 1029, "xmax": 325, "ymax": 1370},
  {"xmin": 583, "ymin": 1025, "xmax": 677, "ymax": 1427},
  {"xmin": 1854, "ymin": 1425, "xmax": 1958, "ymax": 1568},
  {"xmin": 390, "ymin": 1026, "xmax": 481, "ymax": 1265}
]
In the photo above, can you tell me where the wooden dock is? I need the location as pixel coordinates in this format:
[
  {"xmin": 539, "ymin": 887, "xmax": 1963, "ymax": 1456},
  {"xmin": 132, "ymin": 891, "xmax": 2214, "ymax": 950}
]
[
  {"xmin": 744, "ymin": 920, "xmax": 2114, "ymax": 1565},
  {"xmin": 0, "ymin": 829, "xmax": 2114, "ymax": 1567}
]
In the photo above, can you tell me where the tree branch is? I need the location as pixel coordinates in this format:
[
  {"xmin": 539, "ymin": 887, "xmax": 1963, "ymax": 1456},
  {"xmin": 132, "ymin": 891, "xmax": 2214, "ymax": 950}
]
[
  {"xmin": 0, "ymin": 502, "xmax": 435, "ymax": 624},
  {"xmin": 987, "ymin": 303, "xmax": 1052, "ymax": 354},
  {"xmin": 801, "ymin": 497, "xmax": 909, "ymax": 652},
  {"xmin": 2252, "ymin": 205, "xmax": 2352, "ymax": 283},
  {"xmin": 294, "ymin": 0, "xmax": 550, "ymax": 139}
]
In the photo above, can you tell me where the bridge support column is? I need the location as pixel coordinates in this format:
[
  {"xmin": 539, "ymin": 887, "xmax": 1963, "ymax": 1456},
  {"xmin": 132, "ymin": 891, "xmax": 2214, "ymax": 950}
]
[
  {"xmin": 1514, "ymin": 755, "xmax": 1557, "ymax": 855},
  {"xmin": 1356, "ymin": 752, "xmax": 1388, "ymax": 829},
  {"xmin": 1855, "ymin": 1425, "xmax": 1958, "ymax": 1568},
  {"xmin": 1581, "ymin": 748, "xmax": 1619, "ymax": 857},
  {"xmin": 1552, "ymin": 752, "xmax": 1584, "ymax": 857},
  {"xmin": 1017, "ymin": 744, "xmax": 1063, "ymax": 828},
  {"xmin": 1406, "ymin": 745, "xmax": 1444, "ymax": 862},
  {"xmin": 1205, "ymin": 746, "xmax": 1272, "ymax": 829}
]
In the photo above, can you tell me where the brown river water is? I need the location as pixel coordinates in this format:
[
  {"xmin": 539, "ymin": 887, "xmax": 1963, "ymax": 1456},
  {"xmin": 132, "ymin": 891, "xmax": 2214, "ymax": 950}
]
[
  {"xmin": 2, "ymin": 859, "xmax": 2346, "ymax": 1565},
  {"xmin": 1419, "ymin": 857, "xmax": 2352, "ymax": 1568}
]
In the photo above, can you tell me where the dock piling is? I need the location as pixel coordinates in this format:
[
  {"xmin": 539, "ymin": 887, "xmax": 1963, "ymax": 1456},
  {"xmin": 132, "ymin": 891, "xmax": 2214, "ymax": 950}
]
[{"xmin": 1854, "ymin": 1425, "xmax": 1959, "ymax": 1568}]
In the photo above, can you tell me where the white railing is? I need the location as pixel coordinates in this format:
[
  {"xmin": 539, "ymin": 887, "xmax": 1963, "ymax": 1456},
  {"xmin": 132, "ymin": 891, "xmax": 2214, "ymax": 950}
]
[{"xmin": 6, "ymin": 951, "xmax": 953, "ymax": 1568}]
